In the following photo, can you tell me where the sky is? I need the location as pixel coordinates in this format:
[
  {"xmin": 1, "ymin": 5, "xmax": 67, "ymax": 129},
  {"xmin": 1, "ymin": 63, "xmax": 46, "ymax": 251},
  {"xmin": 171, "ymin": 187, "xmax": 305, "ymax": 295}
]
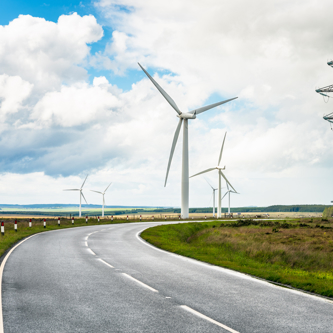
[{"xmin": 0, "ymin": 0, "xmax": 333, "ymax": 207}]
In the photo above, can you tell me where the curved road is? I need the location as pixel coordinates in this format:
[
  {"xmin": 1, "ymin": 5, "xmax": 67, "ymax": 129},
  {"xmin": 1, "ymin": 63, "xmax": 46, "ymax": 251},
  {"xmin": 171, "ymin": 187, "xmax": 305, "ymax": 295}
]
[{"xmin": 1, "ymin": 222, "xmax": 332, "ymax": 332}]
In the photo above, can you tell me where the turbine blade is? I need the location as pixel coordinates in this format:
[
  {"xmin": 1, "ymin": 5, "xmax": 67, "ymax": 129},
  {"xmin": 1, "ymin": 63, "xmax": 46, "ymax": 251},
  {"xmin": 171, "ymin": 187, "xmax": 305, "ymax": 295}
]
[
  {"xmin": 81, "ymin": 174, "xmax": 88, "ymax": 189},
  {"xmin": 222, "ymin": 192, "xmax": 228, "ymax": 200},
  {"xmin": 138, "ymin": 63, "xmax": 182, "ymax": 115},
  {"xmin": 220, "ymin": 170, "xmax": 236, "ymax": 193},
  {"xmin": 190, "ymin": 167, "xmax": 216, "ymax": 178},
  {"xmin": 189, "ymin": 97, "xmax": 238, "ymax": 115},
  {"xmin": 104, "ymin": 182, "xmax": 112, "ymax": 193},
  {"xmin": 165, "ymin": 118, "xmax": 183, "ymax": 187},
  {"xmin": 204, "ymin": 178, "xmax": 214, "ymax": 190},
  {"xmin": 226, "ymin": 182, "xmax": 230, "ymax": 191},
  {"xmin": 218, "ymin": 132, "xmax": 227, "ymax": 166},
  {"xmin": 63, "ymin": 189, "xmax": 80, "ymax": 191},
  {"xmin": 90, "ymin": 190, "xmax": 103, "ymax": 194},
  {"xmin": 81, "ymin": 191, "xmax": 88, "ymax": 204}
]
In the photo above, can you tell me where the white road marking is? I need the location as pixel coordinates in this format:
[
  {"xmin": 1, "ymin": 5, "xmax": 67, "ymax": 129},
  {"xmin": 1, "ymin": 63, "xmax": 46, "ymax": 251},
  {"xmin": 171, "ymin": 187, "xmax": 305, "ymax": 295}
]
[
  {"xmin": 180, "ymin": 305, "xmax": 240, "ymax": 333},
  {"xmin": 87, "ymin": 248, "xmax": 96, "ymax": 256},
  {"xmin": 97, "ymin": 258, "xmax": 114, "ymax": 268},
  {"xmin": 0, "ymin": 234, "xmax": 37, "ymax": 333},
  {"xmin": 122, "ymin": 273, "xmax": 158, "ymax": 292},
  {"xmin": 84, "ymin": 241, "xmax": 88, "ymax": 247},
  {"xmin": 84, "ymin": 236, "xmax": 88, "ymax": 241}
]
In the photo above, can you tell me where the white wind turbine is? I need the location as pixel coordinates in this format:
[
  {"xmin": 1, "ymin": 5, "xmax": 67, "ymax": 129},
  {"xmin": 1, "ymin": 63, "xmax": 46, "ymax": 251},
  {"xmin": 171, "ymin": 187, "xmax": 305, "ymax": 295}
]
[
  {"xmin": 222, "ymin": 182, "xmax": 239, "ymax": 216},
  {"xmin": 190, "ymin": 132, "xmax": 236, "ymax": 218},
  {"xmin": 90, "ymin": 182, "xmax": 112, "ymax": 217},
  {"xmin": 139, "ymin": 63, "xmax": 237, "ymax": 218},
  {"xmin": 205, "ymin": 179, "xmax": 218, "ymax": 217},
  {"xmin": 63, "ymin": 175, "xmax": 88, "ymax": 217}
]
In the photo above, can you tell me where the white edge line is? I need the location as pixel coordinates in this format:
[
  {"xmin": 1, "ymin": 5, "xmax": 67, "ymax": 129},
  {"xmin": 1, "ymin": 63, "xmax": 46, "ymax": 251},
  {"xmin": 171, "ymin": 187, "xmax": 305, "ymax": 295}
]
[
  {"xmin": 122, "ymin": 273, "xmax": 158, "ymax": 292},
  {"xmin": 97, "ymin": 258, "xmax": 114, "ymax": 268},
  {"xmin": 0, "ymin": 234, "xmax": 37, "ymax": 333},
  {"xmin": 135, "ymin": 228, "xmax": 333, "ymax": 305},
  {"xmin": 180, "ymin": 305, "xmax": 239, "ymax": 333},
  {"xmin": 84, "ymin": 241, "xmax": 88, "ymax": 247},
  {"xmin": 87, "ymin": 248, "xmax": 96, "ymax": 256}
]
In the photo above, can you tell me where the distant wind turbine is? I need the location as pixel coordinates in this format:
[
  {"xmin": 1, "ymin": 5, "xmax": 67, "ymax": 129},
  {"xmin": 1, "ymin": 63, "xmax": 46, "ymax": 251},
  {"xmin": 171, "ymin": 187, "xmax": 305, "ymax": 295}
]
[
  {"xmin": 190, "ymin": 132, "xmax": 236, "ymax": 218},
  {"xmin": 138, "ymin": 63, "xmax": 237, "ymax": 218},
  {"xmin": 205, "ymin": 179, "xmax": 218, "ymax": 217},
  {"xmin": 222, "ymin": 182, "xmax": 239, "ymax": 215},
  {"xmin": 63, "ymin": 175, "xmax": 88, "ymax": 217},
  {"xmin": 90, "ymin": 182, "xmax": 112, "ymax": 217}
]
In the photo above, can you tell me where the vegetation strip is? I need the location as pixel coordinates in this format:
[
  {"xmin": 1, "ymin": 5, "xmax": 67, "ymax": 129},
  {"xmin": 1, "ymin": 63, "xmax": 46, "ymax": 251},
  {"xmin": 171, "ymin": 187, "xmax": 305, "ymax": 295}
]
[{"xmin": 141, "ymin": 218, "xmax": 333, "ymax": 298}]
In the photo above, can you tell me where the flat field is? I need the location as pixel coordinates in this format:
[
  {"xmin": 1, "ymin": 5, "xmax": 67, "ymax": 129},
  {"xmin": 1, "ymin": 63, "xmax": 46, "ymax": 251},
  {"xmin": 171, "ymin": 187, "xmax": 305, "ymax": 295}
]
[{"xmin": 141, "ymin": 218, "xmax": 333, "ymax": 297}]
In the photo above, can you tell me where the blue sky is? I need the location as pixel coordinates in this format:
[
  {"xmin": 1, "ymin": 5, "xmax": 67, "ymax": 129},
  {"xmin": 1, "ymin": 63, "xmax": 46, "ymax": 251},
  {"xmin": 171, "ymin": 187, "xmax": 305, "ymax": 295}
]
[{"xmin": 0, "ymin": 0, "xmax": 333, "ymax": 207}]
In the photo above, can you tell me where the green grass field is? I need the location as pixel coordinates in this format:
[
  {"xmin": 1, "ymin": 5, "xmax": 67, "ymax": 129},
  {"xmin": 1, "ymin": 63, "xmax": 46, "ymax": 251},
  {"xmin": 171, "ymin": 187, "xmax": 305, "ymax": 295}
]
[{"xmin": 141, "ymin": 218, "xmax": 333, "ymax": 298}]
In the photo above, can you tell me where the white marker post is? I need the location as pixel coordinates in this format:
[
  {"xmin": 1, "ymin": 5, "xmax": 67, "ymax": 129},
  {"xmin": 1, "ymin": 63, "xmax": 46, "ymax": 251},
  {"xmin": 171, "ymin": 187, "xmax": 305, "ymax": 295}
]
[
  {"xmin": 127, "ymin": 215, "xmax": 128, "ymax": 221},
  {"xmin": 140, "ymin": 215, "xmax": 141, "ymax": 221},
  {"xmin": 165, "ymin": 215, "xmax": 166, "ymax": 221},
  {"xmin": 29, "ymin": 219, "xmax": 32, "ymax": 228},
  {"xmin": 43, "ymin": 219, "xmax": 46, "ymax": 228},
  {"xmin": 86, "ymin": 216, "xmax": 88, "ymax": 224},
  {"xmin": 205, "ymin": 215, "xmax": 207, "ymax": 220},
  {"xmin": 1, "ymin": 221, "xmax": 4, "ymax": 235},
  {"xmin": 152, "ymin": 216, "xmax": 154, "ymax": 221},
  {"xmin": 14, "ymin": 220, "xmax": 17, "ymax": 232},
  {"xmin": 111, "ymin": 215, "xmax": 113, "ymax": 221},
  {"xmin": 179, "ymin": 215, "xmax": 180, "ymax": 220},
  {"xmin": 72, "ymin": 217, "xmax": 74, "ymax": 225},
  {"xmin": 58, "ymin": 217, "xmax": 60, "ymax": 226},
  {"xmin": 98, "ymin": 216, "xmax": 100, "ymax": 223}
]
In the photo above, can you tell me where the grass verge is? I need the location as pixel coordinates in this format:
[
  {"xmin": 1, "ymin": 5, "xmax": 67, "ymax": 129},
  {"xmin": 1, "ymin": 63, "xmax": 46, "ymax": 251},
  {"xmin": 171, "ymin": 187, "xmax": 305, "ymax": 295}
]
[{"xmin": 141, "ymin": 218, "xmax": 333, "ymax": 298}]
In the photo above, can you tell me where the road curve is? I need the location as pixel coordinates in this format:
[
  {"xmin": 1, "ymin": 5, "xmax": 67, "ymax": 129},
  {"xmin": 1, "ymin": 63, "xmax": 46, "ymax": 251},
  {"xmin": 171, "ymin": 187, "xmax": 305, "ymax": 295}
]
[{"xmin": 1, "ymin": 222, "xmax": 332, "ymax": 332}]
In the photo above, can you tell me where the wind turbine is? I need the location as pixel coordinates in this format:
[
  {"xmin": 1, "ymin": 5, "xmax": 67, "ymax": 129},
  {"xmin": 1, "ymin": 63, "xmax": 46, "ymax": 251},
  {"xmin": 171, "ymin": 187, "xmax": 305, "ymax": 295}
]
[
  {"xmin": 222, "ymin": 182, "xmax": 239, "ymax": 216},
  {"xmin": 90, "ymin": 182, "xmax": 112, "ymax": 217},
  {"xmin": 63, "ymin": 175, "xmax": 88, "ymax": 217},
  {"xmin": 138, "ymin": 63, "xmax": 237, "ymax": 218},
  {"xmin": 190, "ymin": 132, "xmax": 236, "ymax": 218},
  {"xmin": 205, "ymin": 179, "xmax": 218, "ymax": 217}
]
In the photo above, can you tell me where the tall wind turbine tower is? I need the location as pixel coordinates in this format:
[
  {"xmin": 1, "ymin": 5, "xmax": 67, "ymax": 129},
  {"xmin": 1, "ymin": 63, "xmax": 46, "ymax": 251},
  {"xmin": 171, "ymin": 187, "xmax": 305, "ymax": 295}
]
[
  {"xmin": 139, "ymin": 63, "xmax": 237, "ymax": 218},
  {"xmin": 63, "ymin": 175, "xmax": 88, "ymax": 217},
  {"xmin": 205, "ymin": 179, "xmax": 218, "ymax": 217},
  {"xmin": 190, "ymin": 132, "xmax": 236, "ymax": 218},
  {"xmin": 90, "ymin": 182, "xmax": 112, "ymax": 217},
  {"xmin": 222, "ymin": 182, "xmax": 238, "ymax": 215}
]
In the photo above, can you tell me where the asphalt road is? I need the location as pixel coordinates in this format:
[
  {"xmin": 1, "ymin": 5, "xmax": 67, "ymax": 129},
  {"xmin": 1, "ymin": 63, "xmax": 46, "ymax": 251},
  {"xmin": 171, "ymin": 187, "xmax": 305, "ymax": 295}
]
[{"xmin": 1, "ymin": 222, "xmax": 333, "ymax": 332}]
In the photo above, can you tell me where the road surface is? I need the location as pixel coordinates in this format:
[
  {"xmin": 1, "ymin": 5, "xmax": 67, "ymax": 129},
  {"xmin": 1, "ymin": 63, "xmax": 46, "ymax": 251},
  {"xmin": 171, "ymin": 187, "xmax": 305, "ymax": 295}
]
[{"xmin": 1, "ymin": 222, "xmax": 332, "ymax": 332}]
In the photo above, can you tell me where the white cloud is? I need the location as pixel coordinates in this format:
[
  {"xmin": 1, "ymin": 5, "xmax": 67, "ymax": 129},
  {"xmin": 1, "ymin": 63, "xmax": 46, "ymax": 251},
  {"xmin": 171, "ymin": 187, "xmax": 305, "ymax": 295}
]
[
  {"xmin": 0, "ymin": 13, "xmax": 103, "ymax": 92},
  {"xmin": 1, "ymin": 3, "xmax": 333, "ymax": 207},
  {"xmin": 0, "ymin": 74, "xmax": 33, "ymax": 117}
]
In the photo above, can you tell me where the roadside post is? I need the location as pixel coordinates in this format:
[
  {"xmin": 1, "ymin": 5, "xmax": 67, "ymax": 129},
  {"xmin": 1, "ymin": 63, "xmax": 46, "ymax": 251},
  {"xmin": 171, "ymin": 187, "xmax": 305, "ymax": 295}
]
[
  {"xmin": 165, "ymin": 215, "xmax": 166, "ymax": 221},
  {"xmin": 152, "ymin": 216, "xmax": 154, "ymax": 221},
  {"xmin": 98, "ymin": 216, "xmax": 100, "ymax": 223},
  {"xmin": 1, "ymin": 221, "xmax": 4, "ymax": 235},
  {"xmin": 43, "ymin": 219, "xmax": 46, "ymax": 228},
  {"xmin": 140, "ymin": 215, "xmax": 141, "ymax": 221},
  {"xmin": 29, "ymin": 219, "xmax": 32, "ymax": 228},
  {"xmin": 58, "ymin": 217, "xmax": 60, "ymax": 226},
  {"xmin": 179, "ymin": 215, "xmax": 180, "ymax": 220},
  {"xmin": 86, "ymin": 216, "xmax": 88, "ymax": 224},
  {"xmin": 14, "ymin": 220, "xmax": 17, "ymax": 232},
  {"xmin": 127, "ymin": 215, "xmax": 128, "ymax": 221},
  {"xmin": 111, "ymin": 215, "xmax": 113, "ymax": 221},
  {"xmin": 72, "ymin": 217, "xmax": 74, "ymax": 225},
  {"xmin": 205, "ymin": 215, "xmax": 206, "ymax": 220}
]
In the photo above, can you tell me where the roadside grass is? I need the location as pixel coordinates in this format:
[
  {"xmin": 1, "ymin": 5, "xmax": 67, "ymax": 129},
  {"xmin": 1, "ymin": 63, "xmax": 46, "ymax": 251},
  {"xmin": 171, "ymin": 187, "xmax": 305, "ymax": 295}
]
[{"xmin": 141, "ymin": 218, "xmax": 333, "ymax": 297}]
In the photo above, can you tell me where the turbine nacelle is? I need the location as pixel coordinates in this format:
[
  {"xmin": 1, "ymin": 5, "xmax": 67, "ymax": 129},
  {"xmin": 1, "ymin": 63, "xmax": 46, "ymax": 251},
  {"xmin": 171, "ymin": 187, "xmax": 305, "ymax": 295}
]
[
  {"xmin": 216, "ymin": 166, "xmax": 225, "ymax": 170},
  {"xmin": 178, "ymin": 112, "xmax": 196, "ymax": 120}
]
